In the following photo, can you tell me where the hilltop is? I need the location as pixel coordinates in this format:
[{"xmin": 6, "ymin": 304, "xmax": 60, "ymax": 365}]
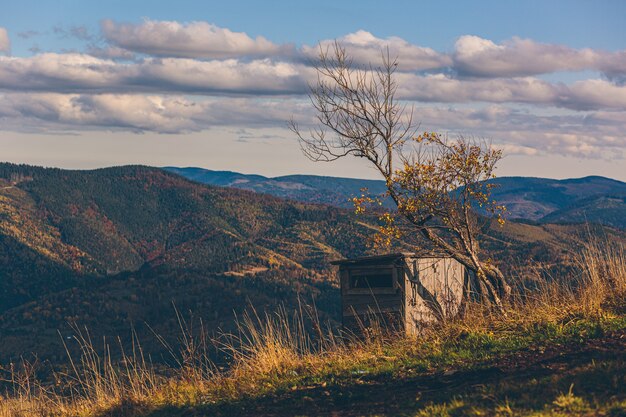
[
  {"xmin": 164, "ymin": 167, "xmax": 390, "ymax": 209},
  {"xmin": 485, "ymin": 176, "xmax": 626, "ymax": 225}
]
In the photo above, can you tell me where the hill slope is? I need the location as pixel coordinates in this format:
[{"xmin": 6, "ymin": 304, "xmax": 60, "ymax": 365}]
[
  {"xmin": 0, "ymin": 164, "xmax": 379, "ymax": 361},
  {"xmin": 540, "ymin": 194, "xmax": 626, "ymax": 229},
  {"xmin": 487, "ymin": 175, "xmax": 626, "ymax": 221}
]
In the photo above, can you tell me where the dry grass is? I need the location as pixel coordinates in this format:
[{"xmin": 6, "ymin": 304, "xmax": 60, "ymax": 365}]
[
  {"xmin": 515, "ymin": 236, "xmax": 626, "ymax": 323},
  {"xmin": 1, "ymin": 237, "xmax": 624, "ymax": 417}
]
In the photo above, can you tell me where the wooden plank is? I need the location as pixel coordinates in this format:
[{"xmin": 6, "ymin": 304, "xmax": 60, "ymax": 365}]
[
  {"xmin": 343, "ymin": 298, "xmax": 402, "ymax": 309},
  {"xmin": 345, "ymin": 288, "xmax": 397, "ymax": 295},
  {"xmin": 343, "ymin": 294, "xmax": 402, "ymax": 305},
  {"xmin": 343, "ymin": 299, "xmax": 402, "ymax": 313},
  {"xmin": 343, "ymin": 305, "xmax": 401, "ymax": 317}
]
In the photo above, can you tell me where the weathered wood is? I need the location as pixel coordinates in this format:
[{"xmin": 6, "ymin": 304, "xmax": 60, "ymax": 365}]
[
  {"xmin": 343, "ymin": 298, "xmax": 403, "ymax": 311},
  {"xmin": 336, "ymin": 253, "xmax": 465, "ymax": 335}
]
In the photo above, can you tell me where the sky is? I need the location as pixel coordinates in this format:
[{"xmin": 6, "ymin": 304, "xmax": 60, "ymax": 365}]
[{"xmin": 1, "ymin": 0, "xmax": 625, "ymax": 180}]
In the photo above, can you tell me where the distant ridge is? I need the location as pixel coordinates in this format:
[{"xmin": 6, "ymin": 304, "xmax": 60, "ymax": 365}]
[
  {"xmin": 165, "ymin": 167, "xmax": 626, "ymax": 229},
  {"xmin": 164, "ymin": 166, "xmax": 390, "ymax": 208}
]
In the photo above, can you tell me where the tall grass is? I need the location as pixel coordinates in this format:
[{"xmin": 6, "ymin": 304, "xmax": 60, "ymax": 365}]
[
  {"xmin": 1, "ymin": 238, "xmax": 624, "ymax": 417},
  {"xmin": 512, "ymin": 237, "xmax": 626, "ymax": 323}
]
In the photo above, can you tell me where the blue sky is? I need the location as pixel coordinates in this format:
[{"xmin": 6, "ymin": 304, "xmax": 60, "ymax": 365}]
[
  {"xmin": 4, "ymin": 0, "xmax": 626, "ymax": 51},
  {"xmin": 0, "ymin": 1, "xmax": 625, "ymax": 180}
]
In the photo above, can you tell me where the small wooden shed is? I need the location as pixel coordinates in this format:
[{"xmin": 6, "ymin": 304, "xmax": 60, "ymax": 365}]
[{"xmin": 332, "ymin": 253, "xmax": 466, "ymax": 335}]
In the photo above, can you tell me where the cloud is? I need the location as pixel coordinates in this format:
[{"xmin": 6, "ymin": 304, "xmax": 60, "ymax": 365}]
[
  {"xmin": 0, "ymin": 22, "xmax": 625, "ymax": 164},
  {"xmin": 101, "ymin": 19, "xmax": 293, "ymax": 59},
  {"xmin": 85, "ymin": 45, "xmax": 136, "ymax": 60},
  {"xmin": 0, "ymin": 28, "xmax": 10, "ymax": 54},
  {"xmin": 0, "ymin": 53, "xmax": 310, "ymax": 95},
  {"xmin": 3, "ymin": 53, "xmax": 626, "ymax": 111},
  {"xmin": 0, "ymin": 92, "xmax": 623, "ymax": 161},
  {"xmin": 565, "ymin": 79, "xmax": 626, "ymax": 110},
  {"xmin": 0, "ymin": 93, "xmax": 207, "ymax": 133},
  {"xmin": 601, "ymin": 50, "xmax": 626, "ymax": 84},
  {"xmin": 135, "ymin": 57, "xmax": 309, "ymax": 94},
  {"xmin": 395, "ymin": 73, "xmax": 626, "ymax": 111},
  {"xmin": 302, "ymin": 30, "xmax": 451, "ymax": 71},
  {"xmin": 499, "ymin": 144, "xmax": 540, "ymax": 156},
  {"xmin": 0, "ymin": 53, "xmax": 125, "ymax": 92},
  {"xmin": 410, "ymin": 105, "xmax": 626, "ymax": 159},
  {"xmin": 0, "ymin": 93, "xmax": 310, "ymax": 133},
  {"xmin": 17, "ymin": 30, "xmax": 39, "ymax": 40},
  {"xmin": 54, "ymin": 25, "xmax": 94, "ymax": 41},
  {"xmin": 96, "ymin": 21, "xmax": 626, "ymax": 80},
  {"xmin": 453, "ymin": 35, "xmax": 626, "ymax": 79}
]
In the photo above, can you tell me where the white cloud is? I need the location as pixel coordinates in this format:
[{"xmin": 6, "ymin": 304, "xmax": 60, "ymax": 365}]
[
  {"xmin": 3, "ymin": 53, "xmax": 626, "ymax": 111},
  {"xmin": 0, "ymin": 93, "xmax": 311, "ymax": 133},
  {"xmin": 135, "ymin": 57, "xmax": 309, "ymax": 94},
  {"xmin": 566, "ymin": 79, "xmax": 626, "ymax": 110},
  {"xmin": 499, "ymin": 144, "xmax": 540, "ymax": 156},
  {"xmin": 0, "ymin": 92, "xmax": 624, "ymax": 161},
  {"xmin": 453, "ymin": 35, "xmax": 626, "ymax": 79},
  {"xmin": 86, "ymin": 45, "xmax": 136, "ymax": 60},
  {"xmin": 0, "ymin": 53, "xmax": 124, "ymax": 91},
  {"xmin": 395, "ymin": 73, "xmax": 626, "ymax": 111},
  {"xmin": 0, "ymin": 28, "xmax": 10, "ymax": 54},
  {"xmin": 101, "ymin": 19, "xmax": 293, "ymax": 59},
  {"xmin": 0, "ymin": 22, "xmax": 625, "ymax": 164},
  {"xmin": 0, "ymin": 53, "xmax": 310, "ymax": 95},
  {"xmin": 410, "ymin": 105, "xmax": 625, "ymax": 159},
  {"xmin": 302, "ymin": 30, "xmax": 451, "ymax": 72}
]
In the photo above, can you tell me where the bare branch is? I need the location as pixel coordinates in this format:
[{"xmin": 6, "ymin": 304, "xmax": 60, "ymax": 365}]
[{"xmin": 290, "ymin": 42, "xmax": 511, "ymax": 316}]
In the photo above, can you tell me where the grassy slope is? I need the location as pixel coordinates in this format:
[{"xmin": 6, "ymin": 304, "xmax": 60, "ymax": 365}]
[
  {"xmin": 88, "ymin": 240, "xmax": 626, "ymax": 417},
  {"xmin": 147, "ymin": 318, "xmax": 626, "ymax": 417},
  {"xmin": 4, "ymin": 315, "xmax": 625, "ymax": 416}
]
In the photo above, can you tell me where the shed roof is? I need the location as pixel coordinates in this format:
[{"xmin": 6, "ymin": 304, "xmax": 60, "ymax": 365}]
[
  {"xmin": 330, "ymin": 252, "xmax": 414, "ymax": 266},
  {"xmin": 330, "ymin": 250, "xmax": 452, "ymax": 266}
]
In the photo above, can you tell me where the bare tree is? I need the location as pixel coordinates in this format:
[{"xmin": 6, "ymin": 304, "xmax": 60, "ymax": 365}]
[{"xmin": 290, "ymin": 42, "xmax": 510, "ymax": 314}]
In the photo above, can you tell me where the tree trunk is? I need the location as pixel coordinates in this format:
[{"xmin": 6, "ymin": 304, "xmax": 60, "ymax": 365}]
[
  {"xmin": 461, "ymin": 265, "xmax": 508, "ymax": 315},
  {"xmin": 485, "ymin": 266, "xmax": 511, "ymax": 300}
]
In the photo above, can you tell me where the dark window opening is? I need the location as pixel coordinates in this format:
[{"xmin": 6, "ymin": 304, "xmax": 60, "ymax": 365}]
[{"xmin": 350, "ymin": 273, "xmax": 393, "ymax": 288}]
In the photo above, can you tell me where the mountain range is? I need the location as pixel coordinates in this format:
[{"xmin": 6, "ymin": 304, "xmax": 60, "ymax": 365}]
[
  {"xmin": 1, "ymin": 163, "xmax": 625, "ymax": 364},
  {"xmin": 165, "ymin": 167, "xmax": 626, "ymax": 229}
]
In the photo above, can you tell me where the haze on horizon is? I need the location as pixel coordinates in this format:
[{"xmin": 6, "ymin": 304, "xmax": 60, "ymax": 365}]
[{"xmin": 0, "ymin": 0, "xmax": 625, "ymax": 181}]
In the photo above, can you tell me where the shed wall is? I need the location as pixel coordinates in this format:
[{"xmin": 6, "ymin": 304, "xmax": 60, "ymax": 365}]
[
  {"xmin": 339, "ymin": 262, "xmax": 403, "ymax": 332},
  {"xmin": 338, "ymin": 255, "xmax": 465, "ymax": 336},
  {"xmin": 404, "ymin": 257, "xmax": 465, "ymax": 335}
]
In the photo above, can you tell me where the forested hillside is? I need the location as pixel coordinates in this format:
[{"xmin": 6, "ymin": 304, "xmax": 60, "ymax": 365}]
[{"xmin": 0, "ymin": 164, "xmax": 378, "ymax": 362}]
